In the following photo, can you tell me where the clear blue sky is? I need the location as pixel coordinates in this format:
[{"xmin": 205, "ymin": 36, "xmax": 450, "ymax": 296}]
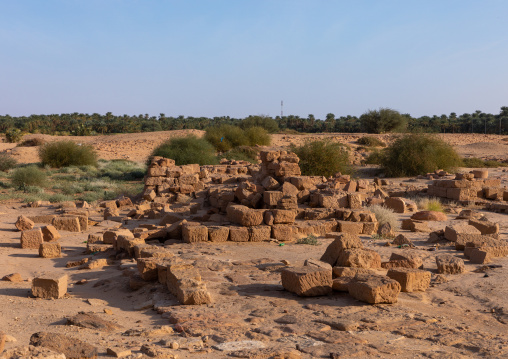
[{"xmin": 1, "ymin": 0, "xmax": 507, "ymax": 119}]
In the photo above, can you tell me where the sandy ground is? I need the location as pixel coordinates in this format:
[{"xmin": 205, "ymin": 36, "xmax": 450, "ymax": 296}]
[
  {"xmin": 0, "ymin": 131, "xmax": 507, "ymax": 358},
  {"xmin": 2, "ymin": 132, "xmax": 508, "ymax": 165}
]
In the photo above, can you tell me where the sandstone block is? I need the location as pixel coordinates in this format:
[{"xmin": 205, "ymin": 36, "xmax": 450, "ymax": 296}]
[
  {"xmin": 39, "ymin": 242, "xmax": 61, "ymax": 258},
  {"xmin": 15, "ymin": 215, "xmax": 34, "ymax": 231},
  {"xmin": 337, "ymin": 249, "xmax": 381, "ymax": 268},
  {"xmin": 348, "ymin": 274, "xmax": 401, "ymax": 304},
  {"xmin": 227, "ymin": 204, "xmax": 264, "ymax": 226},
  {"xmin": 21, "ymin": 228, "xmax": 43, "ymax": 249},
  {"xmin": 182, "ymin": 225, "xmax": 208, "ymax": 243},
  {"xmin": 281, "ymin": 266, "xmax": 332, "ymax": 296},
  {"xmin": 248, "ymin": 225, "xmax": 271, "ymax": 242},
  {"xmin": 52, "ymin": 216, "xmax": 80, "ymax": 232},
  {"xmin": 272, "ymin": 209, "xmax": 296, "ymax": 224},
  {"xmin": 411, "ymin": 211, "xmax": 448, "ymax": 221},
  {"xmin": 32, "ymin": 274, "xmax": 68, "ymax": 299},
  {"xmin": 137, "ymin": 258, "xmax": 159, "ymax": 281},
  {"xmin": 436, "ymin": 254, "xmax": 465, "ymax": 274},
  {"xmin": 337, "ymin": 221, "xmax": 364, "ymax": 235},
  {"xmin": 41, "ymin": 225, "xmax": 61, "ymax": 242},
  {"xmin": 444, "ymin": 224, "xmax": 481, "ymax": 242},
  {"xmin": 208, "ymin": 226, "xmax": 229, "ymax": 242},
  {"xmin": 271, "ymin": 224, "xmax": 296, "ymax": 242},
  {"xmin": 386, "ymin": 268, "xmax": 431, "ymax": 292},
  {"xmin": 469, "ymin": 246, "xmax": 508, "ymax": 264},
  {"xmin": 320, "ymin": 233, "xmax": 363, "ymax": 266},
  {"xmin": 468, "ymin": 218, "xmax": 499, "ymax": 235},
  {"xmin": 229, "ymin": 226, "xmax": 249, "ymax": 242},
  {"xmin": 264, "ymin": 191, "xmax": 284, "ymax": 206},
  {"xmin": 175, "ymin": 279, "xmax": 212, "ymax": 305}
]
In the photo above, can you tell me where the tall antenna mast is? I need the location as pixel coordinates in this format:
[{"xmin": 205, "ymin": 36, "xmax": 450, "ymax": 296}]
[{"xmin": 281, "ymin": 100, "xmax": 283, "ymax": 117}]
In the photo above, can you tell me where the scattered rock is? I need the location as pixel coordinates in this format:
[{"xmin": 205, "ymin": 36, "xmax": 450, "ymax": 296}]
[
  {"xmin": 2, "ymin": 273, "xmax": 23, "ymax": 282},
  {"xmin": 30, "ymin": 332, "xmax": 98, "ymax": 359},
  {"xmin": 436, "ymin": 254, "xmax": 465, "ymax": 275},
  {"xmin": 66, "ymin": 312, "xmax": 121, "ymax": 332}
]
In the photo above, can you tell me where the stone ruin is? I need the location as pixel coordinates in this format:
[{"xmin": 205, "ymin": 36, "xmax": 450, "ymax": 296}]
[{"xmin": 14, "ymin": 150, "xmax": 508, "ymax": 307}]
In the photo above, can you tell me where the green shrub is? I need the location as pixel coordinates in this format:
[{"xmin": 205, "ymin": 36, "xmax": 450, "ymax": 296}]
[
  {"xmin": 0, "ymin": 153, "xmax": 17, "ymax": 171},
  {"xmin": 291, "ymin": 140, "xmax": 351, "ymax": 177},
  {"xmin": 296, "ymin": 234, "xmax": 320, "ymax": 245},
  {"xmin": 369, "ymin": 205, "xmax": 400, "ymax": 231},
  {"xmin": 48, "ymin": 193, "xmax": 74, "ymax": 203},
  {"xmin": 61, "ymin": 184, "xmax": 85, "ymax": 195},
  {"xmin": 205, "ymin": 125, "xmax": 248, "ymax": 152},
  {"xmin": 24, "ymin": 186, "xmax": 45, "ymax": 194},
  {"xmin": 220, "ymin": 146, "xmax": 258, "ymax": 163},
  {"xmin": 100, "ymin": 160, "xmax": 145, "ymax": 180},
  {"xmin": 357, "ymin": 136, "xmax": 386, "ymax": 147},
  {"xmin": 360, "ymin": 108, "xmax": 408, "ymax": 133},
  {"xmin": 39, "ymin": 141, "xmax": 98, "ymax": 168},
  {"xmin": 11, "ymin": 166, "xmax": 47, "ymax": 189},
  {"xmin": 241, "ymin": 116, "xmax": 279, "ymax": 133},
  {"xmin": 380, "ymin": 134, "xmax": 462, "ymax": 177},
  {"xmin": 244, "ymin": 126, "xmax": 271, "ymax": 146},
  {"xmin": 415, "ymin": 196, "xmax": 444, "ymax": 212},
  {"xmin": 462, "ymin": 157, "xmax": 508, "ymax": 168},
  {"xmin": 151, "ymin": 135, "xmax": 218, "ymax": 166},
  {"xmin": 5, "ymin": 128, "xmax": 23, "ymax": 143}
]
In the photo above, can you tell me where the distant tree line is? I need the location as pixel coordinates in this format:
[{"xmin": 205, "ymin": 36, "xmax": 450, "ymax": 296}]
[{"xmin": 1, "ymin": 107, "xmax": 508, "ymax": 136}]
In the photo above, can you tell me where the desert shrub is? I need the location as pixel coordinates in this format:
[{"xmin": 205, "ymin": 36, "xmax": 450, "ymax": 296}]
[
  {"xmin": 416, "ymin": 197, "xmax": 443, "ymax": 212},
  {"xmin": 365, "ymin": 149, "xmax": 385, "ymax": 165},
  {"xmin": 23, "ymin": 193, "xmax": 50, "ymax": 203},
  {"xmin": 380, "ymin": 134, "xmax": 462, "ymax": 177},
  {"xmin": 78, "ymin": 192, "xmax": 102, "ymax": 203},
  {"xmin": 292, "ymin": 140, "xmax": 351, "ymax": 177},
  {"xmin": 296, "ymin": 234, "xmax": 320, "ymax": 245},
  {"xmin": 39, "ymin": 141, "xmax": 98, "ymax": 168},
  {"xmin": 61, "ymin": 184, "xmax": 85, "ymax": 195},
  {"xmin": 359, "ymin": 108, "xmax": 408, "ymax": 134},
  {"xmin": 244, "ymin": 126, "xmax": 271, "ymax": 146},
  {"xmin": 48, "ymin": 193, "xmax": 74, "ymax": 203},
  {"xmin": 220, "ymin": 146, "xmax": 258, "ymax": 163},
  {"xmin": 24, "ymin": 186, "xmax": 45, "ymax": 194},
  {"xmin": 150, "ymin": 135, "xmax": 218, "ymax": 166},
  {"xmin": 205, "ymin": 125, "xmax": 248, "ymax": 152},
  {"xmin": 369, "ymin": 205, "xmax": 400, "ymax": 231},
  {"xmin": 241, "ymin": 115, "xmax": 279, "ymax": 133},
  {"xmin": 100, "ymin": 160, "xmax": 145, "ymax": 180},
  {"xmin": 357, "ymin": 136, "xmax": 386, "ymax": 147},
  {"xmin": 0, "ymin": 153, "xmax": 17, "ymax": 171},
  {"xmin": 11, "ymin": 166, "xmax": 47, "ymax": 189},
  {"xmin": 5, "ymin": 128, "xmax": 23, "ymax": 143},
  {"xmin": 462, "ymin": 157, "xmax": 508, "ymax": 168}
]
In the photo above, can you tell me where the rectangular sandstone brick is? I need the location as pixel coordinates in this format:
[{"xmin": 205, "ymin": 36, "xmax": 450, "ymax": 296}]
[
  {"xmin": 337, "ymin": 221, "xmax": 364, "ymax": 235},
  {"xmin": 271, "ymin": 224, "xmax": 296, "ymax": 242},
  {"xmin": 229, "ymin": 226, "xmax": 249, "ymax": 242},
  {"xmin": 281, "ymin": 266, "xmax": 332, "ymax": 296},
  {"xmin": 386, "ymin": 268, "xmax": 431, "ymax": 292},
  {"xmin": 41, "ymin": 225, "xmax": 61, "ymax": 242},
  {"xmin": 348, "ymin": 274, "xmax": 401, "ymax": 304},
  {"xmin": 208, "ymin": 226, "xmax": 229, "ymax": 242},
  {"xmin": 182, "ymin": 225, "xmax": 208, "ymax": 243},
  {"xmin": 39, "ymin": 242, "xmax": 61, "ymax": 258},
  {"xmin": 32, "ymin": 274, "xmax": 67, "ymax": 299},
  {"xmin": 137, "ymin": 258, "xmax": 159, "ymax": 281},
  {"xmin": 248, "ymin": 226, "xmax": 271, "ymax": 242},
  {"xmin": 21, "ymin": 228, "xmax": 43, "ymax": 249},
  {"xmin": 263, "ymin": 191, "xmax": 284, "ymax": 206},
  {"xmin": 52, "ymin": 216, "xmax": 81, "ymax": 232}
]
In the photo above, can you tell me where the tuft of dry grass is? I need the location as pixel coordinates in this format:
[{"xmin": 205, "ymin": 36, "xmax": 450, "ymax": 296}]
[{"xmin": 369, "ymin": 205, "xmax": 400, "ymax": 231}]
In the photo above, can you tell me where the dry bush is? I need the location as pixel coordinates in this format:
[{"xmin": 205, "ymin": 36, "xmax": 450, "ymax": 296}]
[{"xmin": 369, "ymin": 205, "xmax": 400, "ymax": 230}]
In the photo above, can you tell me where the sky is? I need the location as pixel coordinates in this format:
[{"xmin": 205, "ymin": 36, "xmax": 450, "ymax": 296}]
[{"xmin": 0, "ymin": 0, "xmax": 507, "ymax": 120}]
